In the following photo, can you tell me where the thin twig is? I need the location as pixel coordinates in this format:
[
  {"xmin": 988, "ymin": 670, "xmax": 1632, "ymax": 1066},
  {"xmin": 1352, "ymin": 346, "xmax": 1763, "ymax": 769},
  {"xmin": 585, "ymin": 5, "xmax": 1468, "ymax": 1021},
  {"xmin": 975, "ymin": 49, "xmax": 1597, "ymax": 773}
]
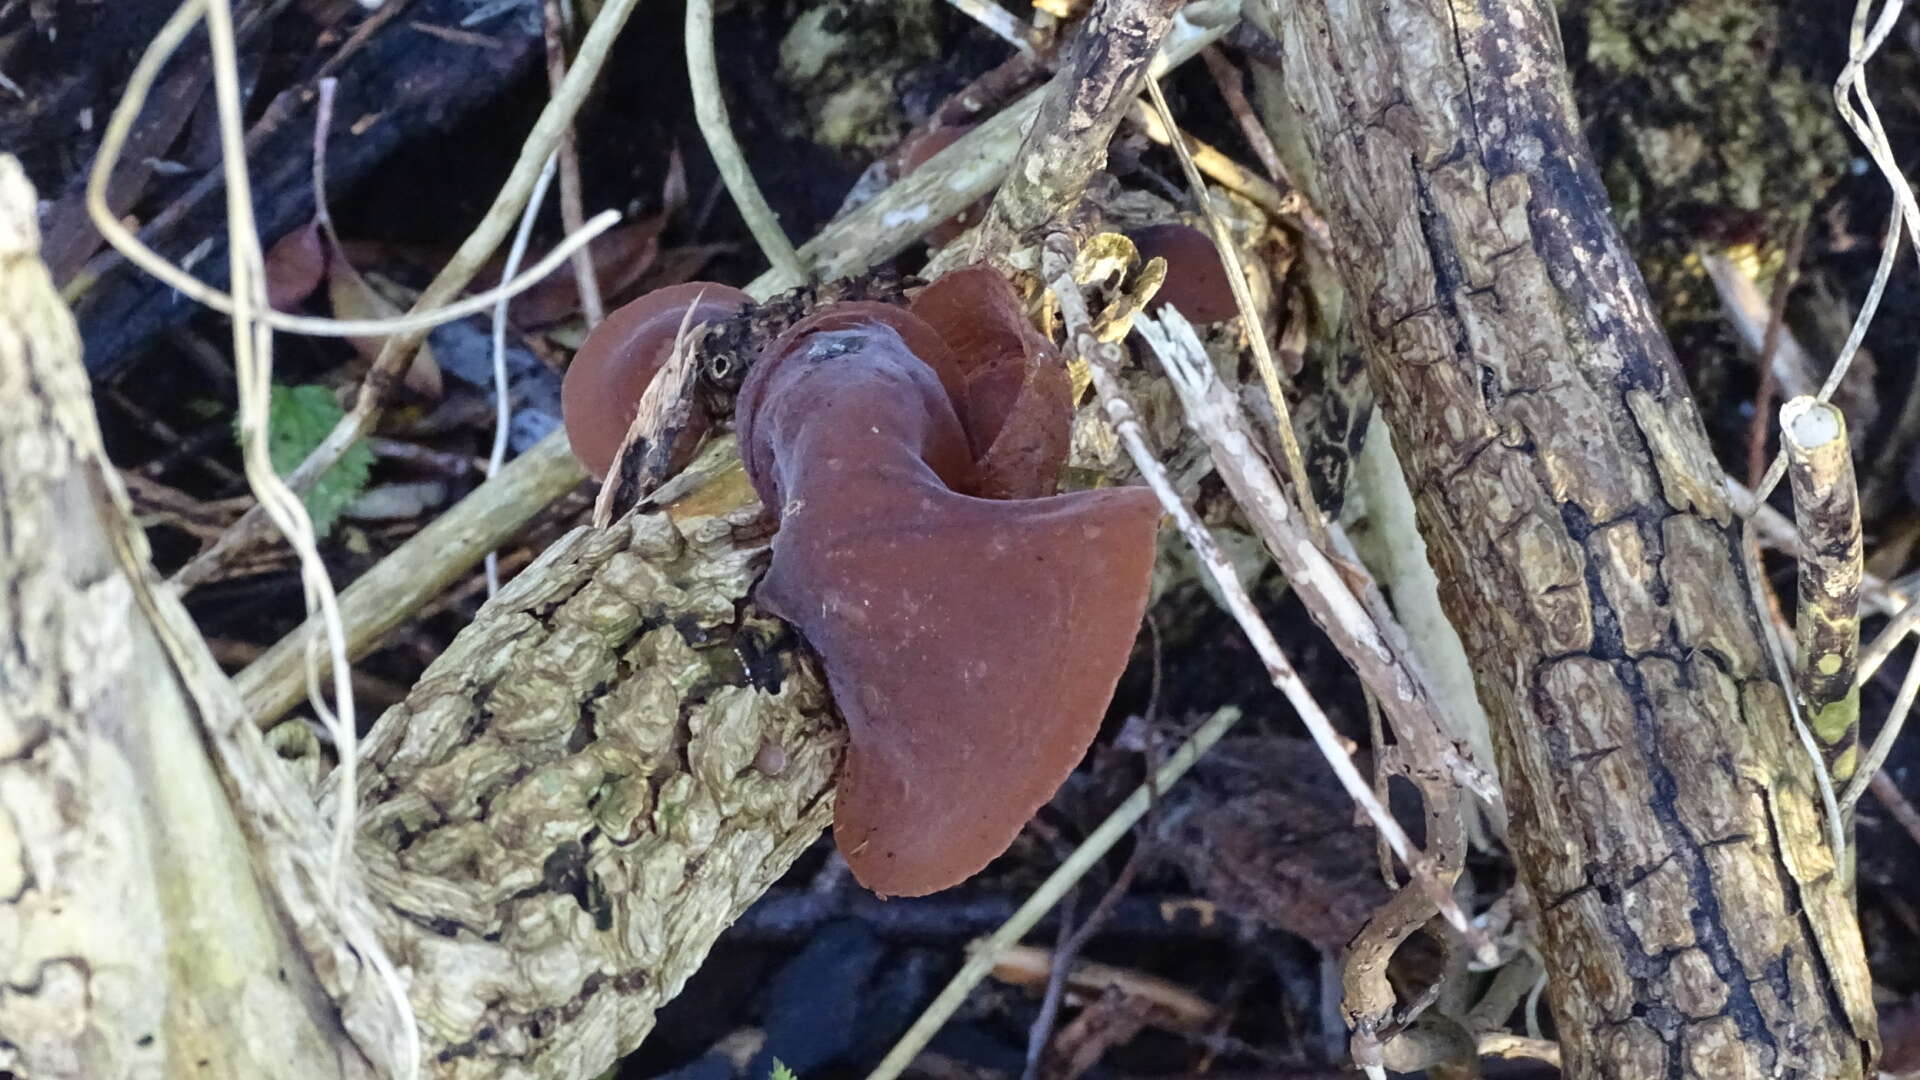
[
  {"xmin": 487, "ymin": 153, "xmax": 560, "ymax": 595},
  {"xmin": 1198, "ymin": 46, "xmax": 1289, "ymax": 189},
  {"xmin": 1843, "ymin": 640, "xmax": 1920, "ymax": 811},
  {"xmin": 1023, "ymin": 839, "xmax": 1151, "ymax": 1080},
  {"xmin": 1862, "ymin": 598, "xmax": 1920, "ymax": 682},
  {"xmin": 1045, "ymin": 240, "xmax": 1471, "ymax": 939},
  {"xmin": 686, "ymin": 0, "xmax": 807, "ymax": 289},
  {"xmin": 544, "ymin": 0, "xmax": 604, "ymax": 327},
  {"xmin": 1869, "ymin": 770, "xmax": 1920, "ymax": 853},
  {"xmin": 861, "ymin": 706, "xmax": 1243, "ymax": 1080},
  {"xmin": 1125, "ymin": 99, "xmax": 1297, "ymax": 220},
  {"xmin": 1142, "ymin": 75, "xmax": 1326, "ymax": 543},
  {"xmin": 1025, "ymin": 889, "xmax": 1080, "ymax": 1080}
]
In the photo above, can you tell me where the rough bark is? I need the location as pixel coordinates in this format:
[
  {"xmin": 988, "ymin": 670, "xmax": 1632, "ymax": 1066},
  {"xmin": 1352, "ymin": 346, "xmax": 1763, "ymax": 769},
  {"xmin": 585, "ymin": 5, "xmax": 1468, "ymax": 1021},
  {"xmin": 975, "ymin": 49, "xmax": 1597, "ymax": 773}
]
[
  {"xmin": 1249, "ymin": 0, "xmax": 1877, "ymax": 1075},
  {"xmin": 0, "ymin": 156, "xmax": 373, "ymax": 1080},
  {"xmin": 345, "ymin": 489, "xmax": 844, "ymax": 1078},
  {"xmin": 977, "ymin": 0, "xmax": 1188, "ymax": 252}
]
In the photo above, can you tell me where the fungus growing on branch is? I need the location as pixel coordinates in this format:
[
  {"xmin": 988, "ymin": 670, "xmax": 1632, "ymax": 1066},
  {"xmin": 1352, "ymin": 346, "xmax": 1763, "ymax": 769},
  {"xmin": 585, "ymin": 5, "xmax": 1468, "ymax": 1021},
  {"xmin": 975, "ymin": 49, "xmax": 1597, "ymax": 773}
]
[
  {"xmin": 561, "ymin": 281, "xmax": 753, "ymax": 479},
  {"xmin": 737, "ymin": 272, "xmax": 1161, "ymax": 897},
  {"xmin": 1126, "ymin": 223, "xmax": 1237, "ymax": 324}
]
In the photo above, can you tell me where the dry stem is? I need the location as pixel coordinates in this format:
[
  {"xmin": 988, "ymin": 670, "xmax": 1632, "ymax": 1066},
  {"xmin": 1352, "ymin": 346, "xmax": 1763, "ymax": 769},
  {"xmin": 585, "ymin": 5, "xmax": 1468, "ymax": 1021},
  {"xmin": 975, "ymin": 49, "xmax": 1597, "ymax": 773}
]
[
  {"xmin": 1781, "ymin": 397, "xmax": 1864, "ymax": 781},
  {"xmin": 1141, "ymin": 75, "xmax": 1324, "ymax": 543},
  {"xmin": 687, "ymin": 0, "xmax": 807, "ymax": 289}
]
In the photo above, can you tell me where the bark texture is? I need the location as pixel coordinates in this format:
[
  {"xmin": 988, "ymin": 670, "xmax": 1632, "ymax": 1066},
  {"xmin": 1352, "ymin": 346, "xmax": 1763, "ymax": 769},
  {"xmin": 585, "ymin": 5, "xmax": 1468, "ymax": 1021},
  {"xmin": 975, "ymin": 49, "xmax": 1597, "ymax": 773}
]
[
  {"xmin": 346, "ymin": 488, "xmax": 844, "ymax": 1078},
  {"xmin": 0, "ymin": 156, "xmax": 373, "ymax": 1080},
  {"xmin": 1251, "ymin": 0, "xmax": 1877, "ymax": 1075},
  {"xmin": 980, "ymin": 0, "xmax": 1187, "ymax": 250}
]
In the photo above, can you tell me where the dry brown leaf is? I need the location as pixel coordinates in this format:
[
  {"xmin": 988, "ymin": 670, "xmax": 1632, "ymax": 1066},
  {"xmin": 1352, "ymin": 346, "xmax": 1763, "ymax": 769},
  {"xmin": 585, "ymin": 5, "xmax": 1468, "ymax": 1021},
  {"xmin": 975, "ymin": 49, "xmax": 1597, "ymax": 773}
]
[{"xmin": 324, "ymin": 233, "xmax": 442, "ymax": 399}]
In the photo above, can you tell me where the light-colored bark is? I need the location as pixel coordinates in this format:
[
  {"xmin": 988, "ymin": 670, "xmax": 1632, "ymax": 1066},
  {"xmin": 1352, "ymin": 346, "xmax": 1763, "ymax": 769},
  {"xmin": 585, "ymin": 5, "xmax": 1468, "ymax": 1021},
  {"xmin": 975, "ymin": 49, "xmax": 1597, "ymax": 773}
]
[
  {"xmin": 0, "ymin": 156, "xmax": 373, "ymax": 1080},
  {"xmin": 1249, "ymin": 0, "xmax": 1877, "ymax": 1074}
]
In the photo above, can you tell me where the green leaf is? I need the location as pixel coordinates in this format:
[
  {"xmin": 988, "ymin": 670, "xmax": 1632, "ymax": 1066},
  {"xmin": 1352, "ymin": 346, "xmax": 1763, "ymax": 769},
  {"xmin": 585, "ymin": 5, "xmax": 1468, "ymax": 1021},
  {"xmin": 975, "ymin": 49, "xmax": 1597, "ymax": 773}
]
[
  {"xmin": 770, "ymin": 1060, "xmax": 798, "ymax": 1080},
  {"xmin": 249, "ymin": 383, "xmax": 374, "ymax": 539}
]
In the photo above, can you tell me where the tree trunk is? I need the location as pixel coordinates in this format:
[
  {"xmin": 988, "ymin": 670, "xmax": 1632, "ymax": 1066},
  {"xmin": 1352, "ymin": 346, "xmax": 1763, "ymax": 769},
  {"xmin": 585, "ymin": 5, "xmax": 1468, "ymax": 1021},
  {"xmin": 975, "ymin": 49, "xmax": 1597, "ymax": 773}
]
[
  {"xmin": 1249, "ymin": 0, "xmax": 1877, "ymax": 1074},
  {"xmin": 0, "ymin": 158, "xmax": 373, "ymax": 1080}
]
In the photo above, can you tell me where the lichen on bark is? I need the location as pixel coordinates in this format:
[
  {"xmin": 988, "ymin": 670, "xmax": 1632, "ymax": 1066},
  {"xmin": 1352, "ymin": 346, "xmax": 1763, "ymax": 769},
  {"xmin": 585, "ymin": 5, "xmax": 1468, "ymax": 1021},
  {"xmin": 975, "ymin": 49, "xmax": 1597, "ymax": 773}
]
[{"xmin": 1560, "ymin": 0, "xmax": 1845, "ymax": 322}]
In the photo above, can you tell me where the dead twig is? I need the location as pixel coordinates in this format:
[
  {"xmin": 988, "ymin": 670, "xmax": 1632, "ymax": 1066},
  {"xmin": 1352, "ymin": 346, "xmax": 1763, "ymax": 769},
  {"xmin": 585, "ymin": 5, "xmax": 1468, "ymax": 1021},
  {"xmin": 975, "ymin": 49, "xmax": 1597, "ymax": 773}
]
[
  {"xmin": 1124, "ymin": 98, "xmax": 1296, "ymax": 221},
  {"xmin": 1140, "ymin": 74, "xmax": 1324, "ymax": 543},
  {"xmin": 1047, "ymin": 238, "xmax": 1475, "ymax": 941},
  {"xmin": 1780, "ymin": 398, "xmax": 1864, "ymax": 785},
  {"xmin": 487, "ymin": 153, "xmax": 561, "ymax": 595},
  {"xmin": 543, "ymin": 0, "xmax": 604, "ymax": 327}
]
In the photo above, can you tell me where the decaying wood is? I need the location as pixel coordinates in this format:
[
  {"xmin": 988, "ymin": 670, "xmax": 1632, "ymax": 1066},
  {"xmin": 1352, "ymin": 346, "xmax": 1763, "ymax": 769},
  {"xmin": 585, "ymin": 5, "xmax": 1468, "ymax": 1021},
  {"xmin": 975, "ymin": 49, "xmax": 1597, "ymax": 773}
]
[
  {"xmin": 1781, "ymin": 398, "xmax": 1863, "ymax": 784},
  {"xmin": 977, "ymin": 0, "xmax": 1188, "ymax": 255},
  {"xmin": 345, "ymin": 487, "xmax": 843, "ymax": 1077},
  {"xmin": 1249, "ymin": 0, "xmax": 1877, "ymax": 1074},
  {"xmin": 0, "ymin": 155, "xmax": 379, "ymax": 1080}
]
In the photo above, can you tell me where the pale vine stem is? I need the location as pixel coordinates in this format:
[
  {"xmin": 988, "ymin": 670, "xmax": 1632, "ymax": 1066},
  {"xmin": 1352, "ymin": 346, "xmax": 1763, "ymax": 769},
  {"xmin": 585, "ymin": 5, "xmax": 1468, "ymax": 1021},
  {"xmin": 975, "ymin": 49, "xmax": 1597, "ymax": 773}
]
[
  {"xmin": 486, "ymin": 153, "xmax": 561, "ymax": 596},
  {"xmin": 686, "ymin": 0, "xmax": 808, "ymax": 289},
  {"xmin": 131, "ymin": 0, "xmax": 650, "ymax": 590},
  {"xmin": 191, "ymin": 0, "xmax": 419, "ymax": 1071}
]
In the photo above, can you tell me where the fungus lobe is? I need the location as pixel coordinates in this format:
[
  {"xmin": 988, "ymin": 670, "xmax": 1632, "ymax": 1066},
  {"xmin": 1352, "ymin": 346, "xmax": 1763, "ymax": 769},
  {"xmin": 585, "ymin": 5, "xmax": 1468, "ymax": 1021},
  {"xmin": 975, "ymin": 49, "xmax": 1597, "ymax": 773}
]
[
  {"xmin": 562, "ymin": 281, "xmax": 753, "ymax": 480},
  {"xmin": 738, "ymin": 274, "xmax": 1161, "ymax": 897},
  {"xmin": 1127, "ymin": 223, "xmax": 1238, "ymax": 324}
]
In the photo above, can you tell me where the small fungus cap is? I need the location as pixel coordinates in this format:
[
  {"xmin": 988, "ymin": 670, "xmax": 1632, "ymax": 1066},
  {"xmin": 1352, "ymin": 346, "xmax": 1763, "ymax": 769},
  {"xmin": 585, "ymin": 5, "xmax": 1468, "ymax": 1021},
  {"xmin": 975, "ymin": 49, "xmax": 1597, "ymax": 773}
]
[
  {"xmin": 562, "ymin": 281, "xmax": 752, "ymax": 479},
  {"xmin": 1127, "ymin": 224, "xmax": 1239, "ymax": 324}
]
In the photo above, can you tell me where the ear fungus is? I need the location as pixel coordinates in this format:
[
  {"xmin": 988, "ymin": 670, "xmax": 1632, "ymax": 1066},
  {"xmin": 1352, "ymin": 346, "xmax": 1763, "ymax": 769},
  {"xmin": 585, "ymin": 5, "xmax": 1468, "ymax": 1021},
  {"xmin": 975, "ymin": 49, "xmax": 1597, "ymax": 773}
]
[
  {"xmin": 1126, "ymin": 224, "xmax": 1239, "ymax": 324},
  {"xmin": 909, "ymin": 266, "xmax": 1073, "ymax": 499},
  {"xmin": 562, "ymin": 281, "xmax": 753, "ymax": 479},
  {"xmin": 736, "ymin": 291, "xmax": 1161, "ymax": 897}
]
